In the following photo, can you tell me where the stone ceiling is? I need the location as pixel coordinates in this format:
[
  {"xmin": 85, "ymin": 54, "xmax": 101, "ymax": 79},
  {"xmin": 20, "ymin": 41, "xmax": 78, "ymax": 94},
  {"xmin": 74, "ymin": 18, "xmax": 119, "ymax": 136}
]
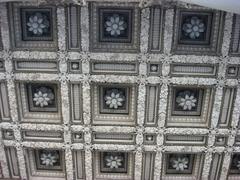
[{"xmin": 0, "ymin": 0, "xmax": 240, "ymax": 180}]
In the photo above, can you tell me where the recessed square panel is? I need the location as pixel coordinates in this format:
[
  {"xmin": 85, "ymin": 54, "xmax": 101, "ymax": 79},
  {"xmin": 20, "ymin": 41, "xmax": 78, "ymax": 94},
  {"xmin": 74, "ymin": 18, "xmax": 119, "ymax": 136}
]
[
  {"xmin": 147, "ymin": 63, "xmax": 161, "ymax": 76},
  {"xmin": 172, "ymin": 8, "xmax": 223, "ymax": 55},
  {"xmin": 99, "ymin": 9, "xmax": 132, "ymax": 43},
  {"xmin": 162, "ymin": 153, "xmax": 203, "ymax": 179},
  {"xmin": 179, "ymin": 12, "xmax": 212, "ymax": 45},
  {"xmin": 27, "ymin": 83, "xmax": 58, "ymax": 112},
  {"xmin": 215, "ymin": 136, "xmax": 227, "ymax": 146},
  {"xmin": 26, "ymin": 149, "xmax": 65, "ymax": 178},
  {"xmin": 100, "ymin": 86, "xmax": 129, "ymax": 114},
  {"xmin": 72, "ymin": 132, "xmax": 84, "ymax": 143},
  {"xmin": 172, "ymin": 88, "xmax": 203, "ymax": 116},
  {"xmin": 100, "ymin": 152, "xmax": 128, "ymax": 173},
  {"xmin": 226, "ymin": 65, "xmax": 239, "ymax": 78},
  {"xmin": 9, "ymin": 3, "xmax": 57, "ymax": 50},
  {"xmin": 144, "ymin": 134, "xmax": 156, "ymax": 145},
  {"xmin": 94, "ymin": 151, "xmax": 133, "ymax": 179},
  {"xmin": 17, "ymin": 82, "xmax": 61, "ymax": 123},
  {"xmin": 166, "ymin": 154, "xmax": 194, "ymax": 174},
  {"xmin": 167, "ymin": 86, "xmax": 213, "ymax": 127},
  {"xmin": 21, "ymin": 8, "xmax": 53, "ymax": 41},
  {"xmin": 2, "ymin": 130, "xmax": 14, "ymax": 140},
  {"xmin": 69, "ymin": 61, "xmax": 81, "ymax": 73},
  {"xmin": 90, "ymin": 2, "xmax": 140, "ymax": 52},
  {"xmin": 92, "ymin": 83, "xmax": 137, "ymax": 125},
  {"xmin": 35, "ymin": 149, "xmax": 63, "ymax": 171}
]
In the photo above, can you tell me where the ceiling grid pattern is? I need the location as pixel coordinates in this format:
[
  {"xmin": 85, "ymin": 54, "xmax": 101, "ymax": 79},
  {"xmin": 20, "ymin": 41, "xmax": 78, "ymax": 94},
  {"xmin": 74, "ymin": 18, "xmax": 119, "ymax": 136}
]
[{"xmin": 0, "ymin": 0, "xmax": 240, "ymax": 180}]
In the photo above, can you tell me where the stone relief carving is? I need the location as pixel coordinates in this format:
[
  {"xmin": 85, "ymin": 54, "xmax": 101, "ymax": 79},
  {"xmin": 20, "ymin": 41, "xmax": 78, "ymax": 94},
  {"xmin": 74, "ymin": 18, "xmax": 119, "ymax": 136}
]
[{"xmin": 0, "ymin": 0, "xmax": 239, "ymax": 180}]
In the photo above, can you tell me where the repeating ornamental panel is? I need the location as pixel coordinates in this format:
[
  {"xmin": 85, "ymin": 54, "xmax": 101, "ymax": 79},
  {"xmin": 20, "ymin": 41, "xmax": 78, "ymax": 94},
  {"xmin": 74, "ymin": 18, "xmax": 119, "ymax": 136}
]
[
  {"xmin": 0, "ymin": 1, "xmax": 239, "ymax": 180},
  {"xmin": 89, "ymin": 2, "xmax": 140, "ymax": 52},
  {"xmin": 91, "ymin": 83, "xmax": 137, "ymax": 125},
  {"xmin": 93, "ymin": 151, "xmax": 134, "ymax": 180},
  {"xmin": 9, "ymin": 2, "xmax": 58, "ymax": 50},
  {"xmin": 167, "ymin": 86, "xmax": 214, "ymax": 127},
  {"xmin": 16, "ymin": 82, "xmax": 62, "ymax": 123},
  {"xmin": 172, "ymin": 7, "xmax": 224, "ymax": 55},
  {"xmin": 25, "ymin": 149, "xmax": 66, "ymax": 179},
  {"xmin": 161, "ymin": 153, "xmax": 204, "ymax": 179}
]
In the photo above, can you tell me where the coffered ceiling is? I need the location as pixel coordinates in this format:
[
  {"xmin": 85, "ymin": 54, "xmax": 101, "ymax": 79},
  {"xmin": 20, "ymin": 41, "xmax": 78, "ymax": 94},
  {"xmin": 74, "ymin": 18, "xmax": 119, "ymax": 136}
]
[{"xmin": 0, "ymin": 0, "xmax": 240, "ymax": 180}]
